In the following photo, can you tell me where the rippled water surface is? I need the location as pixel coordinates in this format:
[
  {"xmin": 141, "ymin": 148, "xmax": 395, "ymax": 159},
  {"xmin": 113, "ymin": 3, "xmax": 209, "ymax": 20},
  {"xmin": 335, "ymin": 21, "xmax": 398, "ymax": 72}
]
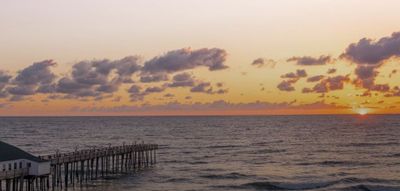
[{"xmin": 1, "ymin": 115, "xmax": 400, "ymax": 191}]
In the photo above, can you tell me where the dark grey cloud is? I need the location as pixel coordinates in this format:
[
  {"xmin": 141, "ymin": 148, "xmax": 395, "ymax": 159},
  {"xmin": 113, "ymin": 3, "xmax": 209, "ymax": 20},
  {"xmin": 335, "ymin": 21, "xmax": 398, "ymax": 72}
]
[
  {"xmin": 307, "ymin": 75, "xmax": 325, "ymax": 82},
  {"xmin": 277, "ymin": 69, "xmax": 308, "ymax": 92},
  {"xmin": 190, "ymin": 82, "xmax": 228, "ymax": 94},
  {"xmin": 144, "ymin": 86, "xmax": 165, "ymax": 94},
  {"xmin": 340, "ymin": 32, "xmax": 400, "ymax": 93},
  {"xmin": 128, "ymin": 85, "xmax": 143, "ymax": 102},
  {"xmin": 190, "ymin": 82, "xmax": 212, "ymax": 93},
  {"xmin": 128, "ymin": 84, "xmax": 141, "ymax": 94},
  {"xmin": 142, "ymin": 48, "xmax": 228, "ymax": 74},
  {"xmin": 114, "ymin": 56, "xmax": 142, "ymax": 82},
  {"xmin": 127, "ymin": 85, "xmax": 166, "ymax": 102},
  {"xmin": 7, "ymin": 60, "xmax": 57, "ymax": 99},
  {"xmin": 389, "ymin": 69, "xmax": 397, "ymax": 78},
  {"xmin": 327, "ymin": 68, "xmax": 337, "ymax": 74},
  {"xmin": 302, "ymin": 75, "xmax": 350, "ymax": 93},
  {"xmin": 14, "ymin": 60, "xmax": 57, "ymax": 86},
  {"xmin": 341, "ymin": 32, "xmax": 400, "ymax": 65},
  {"xmin": 0, "ymin": 47, "xmax": 231, "ymax": 103},
  {"xmin": 281, "ymin": 69, "xmax": 307, "ymax": 79},
  {"xmin": 287, "ymin": 55, "xmax": 331, "ymax": 65},
  {"xmin": 55, "ymin": 56, "xmax": 141, "ymax": 99},
  {"xmin": 0, "ymin": 71, "xmax": 12, "ymax": 98},
  {"xmin": 277, "ymin": 79, "xmax": 297, "ymax": 92},
  {"xmin": 352, "ymin": 65, "xmax": 390, "ymax": 92},
  {"xmin": 251, "ymin": 58, "xmax": 276, "ymax": 68},
  {"xmin": 166, "ymin": 73, "xmax": 196, "ymax": 88},
  {"xmin": 163, "ymin": 93, "xmax": 174, "ymax": 98}
]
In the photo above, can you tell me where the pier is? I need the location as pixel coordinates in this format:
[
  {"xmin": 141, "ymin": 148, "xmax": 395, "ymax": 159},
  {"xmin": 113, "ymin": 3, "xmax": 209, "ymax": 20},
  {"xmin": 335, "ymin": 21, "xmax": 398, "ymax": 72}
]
[{"xmin": 0, "ymin": 143, "xmax": 158, "ymax": 191}]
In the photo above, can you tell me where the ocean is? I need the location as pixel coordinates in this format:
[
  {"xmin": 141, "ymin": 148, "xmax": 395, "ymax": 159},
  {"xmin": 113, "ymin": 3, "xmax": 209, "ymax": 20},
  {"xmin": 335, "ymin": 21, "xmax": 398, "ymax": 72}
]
[{"xmin": 1, "ymin": 115, "xmax": 400, "ymax": 191}]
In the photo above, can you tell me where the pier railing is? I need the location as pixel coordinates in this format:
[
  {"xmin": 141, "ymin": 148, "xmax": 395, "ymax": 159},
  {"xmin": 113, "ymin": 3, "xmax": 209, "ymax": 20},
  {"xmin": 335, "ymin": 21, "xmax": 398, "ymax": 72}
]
[{"xmin": 40, "ymin": 144, "xmax": 158, "ymax": 164}]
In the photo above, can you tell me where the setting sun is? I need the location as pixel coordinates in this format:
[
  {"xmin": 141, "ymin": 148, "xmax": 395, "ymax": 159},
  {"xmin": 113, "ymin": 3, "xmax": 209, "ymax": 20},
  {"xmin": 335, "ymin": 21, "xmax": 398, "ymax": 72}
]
[{"xmin": 355, "ymin": 108, "xmax": 370, "ymax": 115}]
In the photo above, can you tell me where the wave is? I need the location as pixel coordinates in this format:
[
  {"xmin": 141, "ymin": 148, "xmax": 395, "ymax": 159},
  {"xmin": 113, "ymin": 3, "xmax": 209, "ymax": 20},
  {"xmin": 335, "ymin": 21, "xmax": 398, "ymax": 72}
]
[
  {"xmin": 296, "ymin": 160, "xmax": 374, "ymax": 167},
  {"xmin": 205, "ymin": 144, "xmax": 245, "ymax": 149},
  {"xmin": 188, "ymin": 161, "xmax": 208, "ymax": 165},
  {"xmin": 243, "ymin": 148, "xmax": 286, "ymax": 155},
  {"xmin": 340, "ymin": 142, "xmax": 399, "ymax": 147},
  {"xmin": 240, "ymin": 180, "xmax": 337, "ymax": 190},
  {"xmin": 382, "ymin": 153, "xmax": 400, "ymax": 158},
  {"xmin": 226, "ymin": 177, "xmax": 400, "ymax": 191},
  {"xmin": 250, "ymin": 140, "xmax": 284, "ymax": 146},
  {"xmin": 339, "ymin": 184, "xmax": 400, "ymax": 191},
  {"xmin": 200, "ymin": 172, "xmax": 253, "ymax": 180},
  {"xmin": 164, "ymin": 177, "xmax": 192, "ymax": 183}
]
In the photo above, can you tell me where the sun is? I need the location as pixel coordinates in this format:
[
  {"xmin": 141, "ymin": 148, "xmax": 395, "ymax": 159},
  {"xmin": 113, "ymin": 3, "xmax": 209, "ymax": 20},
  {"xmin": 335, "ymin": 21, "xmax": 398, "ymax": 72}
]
[{"xmin": 355, "ymin": 108, "xmax": 369, "ymax": 115}]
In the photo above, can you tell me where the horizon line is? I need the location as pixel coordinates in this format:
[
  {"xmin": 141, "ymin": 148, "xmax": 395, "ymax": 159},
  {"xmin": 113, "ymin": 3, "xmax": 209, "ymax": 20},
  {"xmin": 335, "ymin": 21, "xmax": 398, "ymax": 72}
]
[{"xmin": 0, "ymin": 113, "xmax": 399, "ymax": 118}]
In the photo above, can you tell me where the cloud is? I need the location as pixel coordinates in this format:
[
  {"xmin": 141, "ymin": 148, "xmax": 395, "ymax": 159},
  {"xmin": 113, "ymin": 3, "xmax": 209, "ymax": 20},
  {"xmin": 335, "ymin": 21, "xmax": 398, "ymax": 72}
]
[
  {"xmin": 307, "ymin": 75, "xmax": 324, "ymax": 82},
  {"xmin": 163, "ymin": 93, "xmax": 174, "ymax": 98},
  {"xmin": 340, "ymin": 32, "xmax": 400, "ymax": 65},
  {"xmin": 0, "ymin": 47, "xmax": 230, "ymax": 103},
  {"xmin": 327, "ymin": 68, "xmax": 337, "ymax": 74},
  {"xmin": 190, "ymin": 82, "xmax": 212, "ymax": 93},
  {"xmin": 128, "ymin": 84, "xmax": 143, "ymax": 101},
  {"xmin": 277, "ymin": 69, "xmax": 308, "ymax": 92},
  {"xmin": 127, "ymin": 84, "xmax": 166, "ymax": 102},
  {"xmin": 0, "ymin": 71, "xmax": 12, "ymax": 98},
  {"xmin": 55, "ymin": 56, "xmax": 141, "ymax": 98},
  {"xmin": 142, "ymin": 48, "xmax": 228, "ymax": 74},
  {"xmin": 277, "ymin": 79, "xmax": 297, "ymax": 92},
  {"xmin": 140, "ymin": 73, "xmax": 169, "ymax": 83},
  {"xmin": 352, "ymin": 65, "xmax": 390, "ymax": 92},
  {"xmin": 190, "ymin": 82, "xmax": 228, "ymax": 94},
  {"xmin": 114, "ymin": 56, "xmax": 142, "ymax": 83},
  {"xmin": 302, "ymin": 75, "xmax": 350, "ymax": 93},
  {"xmin": 14, "ymin": 60, "xmax": 57, "ymax": 86},
  {"xmin": 166, "ymin": 72, "xmax": 196, "ymax": 87},
  {"xmin": 389, "ymin": 69, "xmax": 397, "ymax": 78},
  {"xmin": 287, "ymin": 55, "xmax": 331, "ymax": 65},
  {"xmin": 251, "ymin": 58, "xmax": 276, "ymax": 68},
  {"xmin": 144, "ymin": 86, "xmax": 165, "ymax": 94},
  {"xmin": 7, "ymin": 60, "xmax": 57, "ymax": 98},
  {"xmin": 341, "ymin": 32, "xmax": 400, "ymax": 93},
  {"xmin": 384, "ymin": 86, "xmax": 400, "ymax": 97},
  {"xmin": 281, "ymin": 69, "xmax": 307, "ymax": 79}
]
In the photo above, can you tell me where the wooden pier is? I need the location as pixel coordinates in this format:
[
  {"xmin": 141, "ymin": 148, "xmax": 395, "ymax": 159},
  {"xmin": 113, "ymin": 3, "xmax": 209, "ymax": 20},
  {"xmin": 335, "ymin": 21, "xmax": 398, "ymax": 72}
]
[{"xmin": 0, "ymin": 143, "xmax": 158, "ymax": 191}]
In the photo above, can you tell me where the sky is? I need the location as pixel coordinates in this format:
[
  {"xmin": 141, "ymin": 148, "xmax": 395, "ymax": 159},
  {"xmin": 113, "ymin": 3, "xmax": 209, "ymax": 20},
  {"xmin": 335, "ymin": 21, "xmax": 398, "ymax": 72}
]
[{"xmin": 0, "ymin": 0, "xmax": 399, "ymax": 116}]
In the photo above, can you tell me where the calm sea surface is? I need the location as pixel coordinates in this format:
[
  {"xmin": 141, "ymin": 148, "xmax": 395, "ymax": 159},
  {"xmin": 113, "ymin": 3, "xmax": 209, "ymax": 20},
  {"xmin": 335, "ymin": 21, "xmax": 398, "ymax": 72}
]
[{"xmin": 1, "ymin": 115, "xmax": 400, "ymax": 191}]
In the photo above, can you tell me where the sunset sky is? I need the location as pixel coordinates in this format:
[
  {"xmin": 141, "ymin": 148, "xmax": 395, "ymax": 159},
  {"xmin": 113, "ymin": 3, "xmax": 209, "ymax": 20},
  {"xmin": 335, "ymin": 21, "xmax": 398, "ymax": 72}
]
[{"xmin": 0, "ymin": 0, "xmax": 399, "ymax": 116}]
